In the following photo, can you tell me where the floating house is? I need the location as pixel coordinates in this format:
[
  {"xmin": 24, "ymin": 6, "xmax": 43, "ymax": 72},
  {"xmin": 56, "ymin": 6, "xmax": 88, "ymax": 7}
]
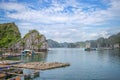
[
  {"xmin": 21, "ymin": 50, "xmax": 35, "ymax": 56},
  {"xmin": 85, "ymin": 42, "xmax": 96, "ymax": 51}
]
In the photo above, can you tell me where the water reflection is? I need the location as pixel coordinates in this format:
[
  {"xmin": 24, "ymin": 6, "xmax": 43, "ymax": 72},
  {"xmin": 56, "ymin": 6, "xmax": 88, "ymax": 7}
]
[
  {"xmin": 2, "ymin": 52, "xmax": 48, "ymax": 63},
  {"xmin": 109, "ymin": 49, "xmax": 120, "ymax": 57},
  {"xmin": 97, "ymin": 49, "xmax": 120, "ymax": 65},
  {"xmin": 20, "ymin": 52, "xmax": 48, "ymax": 62}
]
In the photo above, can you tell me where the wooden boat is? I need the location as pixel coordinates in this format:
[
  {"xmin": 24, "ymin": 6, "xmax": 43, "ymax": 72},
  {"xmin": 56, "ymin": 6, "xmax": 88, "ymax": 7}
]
[{"xmin": 21, "ymin": 50, "xmax": 35, "ymax": 56}]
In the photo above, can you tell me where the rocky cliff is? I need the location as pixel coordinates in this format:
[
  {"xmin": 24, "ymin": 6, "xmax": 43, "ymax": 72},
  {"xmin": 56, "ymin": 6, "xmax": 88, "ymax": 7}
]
[{"xmin": 11, "ymin": 30, "xmax": 48, "ymax": 51}]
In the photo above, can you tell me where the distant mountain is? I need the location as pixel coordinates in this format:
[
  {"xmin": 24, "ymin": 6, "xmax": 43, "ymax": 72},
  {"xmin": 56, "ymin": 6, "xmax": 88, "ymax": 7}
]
[
  {"xmin": 0, "ymin": 22, "xmax": 21, "ymax": 48},
  {"xmin": 47, "ymin": 39, "xmax": 61, "ymax": 48},
  {"xmin": 84, "ymin": 32, "xmax": 120, "ymax": 49},
  {"xmin": 48, "ymin": 32, "xmax": 120, "ymax": 49},
  {"xmin": 15, "ymin": 30, "xmax": 120, "ymax": 49},
  {"xmin": 47, "ymin": 39, "xmax": 85, "ymax": 48}
]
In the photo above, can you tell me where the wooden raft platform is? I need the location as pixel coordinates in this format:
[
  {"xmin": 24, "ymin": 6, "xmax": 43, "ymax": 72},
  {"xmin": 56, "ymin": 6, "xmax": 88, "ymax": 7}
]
[
  {"xmin": 0, "ymin": 60, "xmax": 22, "ymax": 65},
  {"xmin": 2, "ymin": 53, "xmax": 21, "ymax": 57},
  {"xmin": 13, "ymin": 62, "xmax": 70, "ymax": 70}
]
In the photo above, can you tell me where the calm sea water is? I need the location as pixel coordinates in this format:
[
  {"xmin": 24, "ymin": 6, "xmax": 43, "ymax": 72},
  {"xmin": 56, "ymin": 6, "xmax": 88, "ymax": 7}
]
[{"xmin": 6, "ymin": 48, "xmax": 120, "ymax": 80}]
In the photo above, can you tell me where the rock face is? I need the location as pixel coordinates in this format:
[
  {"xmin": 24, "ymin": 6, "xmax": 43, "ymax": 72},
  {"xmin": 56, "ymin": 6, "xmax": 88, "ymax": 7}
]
[
  {"xmin": 0, "ymin": 22, "xmax": 21, "ymax": 48},
  {"xmin": 11, "ymin": 30, "xmax": 48, "ymax": 51}
]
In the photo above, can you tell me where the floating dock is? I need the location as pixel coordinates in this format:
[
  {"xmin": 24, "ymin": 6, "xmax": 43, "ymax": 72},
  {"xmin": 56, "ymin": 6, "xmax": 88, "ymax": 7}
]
[
  {"xmin": 0, "ymin": 66, "xmax": 23, "ymax": 80},
  {"xmin": 13, "ymin": 62, "xmax": 70, "ymax": 70},
  {"xmin": 0, "ymin": 60, "xmax": 70, "ymax": 79},
  {"xmin": 0, "ymin": 64, "xmax": 39, "ymax": 80},
  {"xmin": 0, "ymin": 60, "xmax": 22, "ymax": 65},
  {"xmin": 2, "ymin": 53, "xmax": 21, "ymax": 58}
]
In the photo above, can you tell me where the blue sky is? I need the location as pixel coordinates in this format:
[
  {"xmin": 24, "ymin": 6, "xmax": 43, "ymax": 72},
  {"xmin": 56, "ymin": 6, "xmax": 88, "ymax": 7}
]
[{"xmin": 0, "ymin": 0, "xmax": 120, "ymax": 42}]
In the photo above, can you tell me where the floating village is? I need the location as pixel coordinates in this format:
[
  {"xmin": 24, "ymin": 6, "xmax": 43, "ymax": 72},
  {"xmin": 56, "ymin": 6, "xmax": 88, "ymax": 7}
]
[{"xmin": 0, "ymin": 49, "xmax": 70, "ymax": 80}]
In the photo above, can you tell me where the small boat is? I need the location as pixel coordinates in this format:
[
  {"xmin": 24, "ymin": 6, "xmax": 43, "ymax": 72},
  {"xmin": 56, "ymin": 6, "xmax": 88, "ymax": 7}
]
[
  {"xmin": 84, "ymin": 48, "xmax": 96, "ymax": 51},
  {"xmin": 21, "ymin": 50, "xmax": 35, "ymax": 56},
  {"xmin": 85, "ymin": 42, "xmax": 96, "ymax": 51}
]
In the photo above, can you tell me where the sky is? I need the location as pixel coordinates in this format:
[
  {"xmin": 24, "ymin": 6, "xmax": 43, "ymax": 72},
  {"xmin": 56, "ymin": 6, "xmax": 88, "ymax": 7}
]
[{"xmin": 0, "ymin": 0, "xmax": 120, "ymax": 42}]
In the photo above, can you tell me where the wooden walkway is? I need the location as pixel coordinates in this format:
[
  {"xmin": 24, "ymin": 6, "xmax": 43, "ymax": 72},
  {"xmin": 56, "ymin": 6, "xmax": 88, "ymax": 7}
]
[{"xmin": 13, "ymin": 62, "xmax": 70, "ymax": 70}]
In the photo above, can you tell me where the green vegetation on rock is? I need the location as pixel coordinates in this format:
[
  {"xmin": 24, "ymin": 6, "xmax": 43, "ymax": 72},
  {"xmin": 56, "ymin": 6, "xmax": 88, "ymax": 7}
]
[
  {"xmin": 11, "ymin": 29, "xmax": 48, "ymax": 50},
  {"xmin": 0, "ymin": 22, "xmax": 21, "ymax": 48},
  {"xmin": 0, "ymin": 22, "xmax": 48, "ymax": 51},
  {"xmin": 24, "ymin": 29, "xmax": 39, "ymax": 38}
]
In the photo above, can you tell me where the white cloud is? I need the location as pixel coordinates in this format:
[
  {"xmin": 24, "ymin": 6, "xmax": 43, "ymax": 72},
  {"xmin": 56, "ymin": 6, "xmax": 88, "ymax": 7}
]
[
  {"xmin": 0, "ymin": 2, "xmax": 27, "ymax": 12},
  {"xmin": 108, "ymin": 0, "xmax": 120, "ymax": 18},
  {"xmin": 0, "ymin": 0, "xmax": 120, "ymax": 25},
  {"xmin": 0, "ymin": 0, "xmax": 120, "ymax": 42},
  {"xmin": 3, "ymin": 0, "xmax": 120, "ymax": 25}
]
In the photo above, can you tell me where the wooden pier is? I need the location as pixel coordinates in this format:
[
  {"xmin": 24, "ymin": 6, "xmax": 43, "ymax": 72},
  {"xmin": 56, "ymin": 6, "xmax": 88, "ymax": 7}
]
[
  {"xmin": 2, "ymin": 53, "xmax": 21, "ymax": 58},
  {"xmin": 0, "ymin": 60, "xmax": 70, "ymax": 70},
  {"xmin": 0, "ymin": 60, "xmax": 70, "ymax": 79},
  {"xmin": 13, "ymin": 62, "xmax": 70, "ymax": 70},
  {"xmin": 0, "ymin": 64, "xmax": 40, "ymax": 80},
  {"xmin": 0, "ymin": 60, "xmax": 22, "ymax": 65}
]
